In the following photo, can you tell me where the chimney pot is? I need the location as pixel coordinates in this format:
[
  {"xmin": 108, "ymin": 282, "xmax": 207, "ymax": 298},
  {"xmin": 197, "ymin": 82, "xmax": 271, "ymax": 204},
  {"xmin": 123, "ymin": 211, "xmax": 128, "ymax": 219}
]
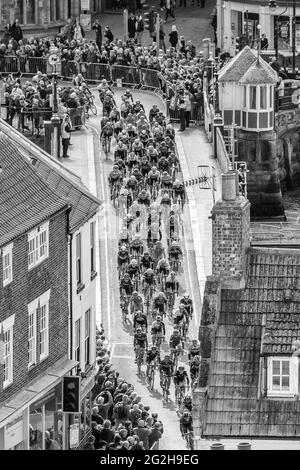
[{"xmin": 222, "ymin": 171, "xmax": 238, "ymax": 201}]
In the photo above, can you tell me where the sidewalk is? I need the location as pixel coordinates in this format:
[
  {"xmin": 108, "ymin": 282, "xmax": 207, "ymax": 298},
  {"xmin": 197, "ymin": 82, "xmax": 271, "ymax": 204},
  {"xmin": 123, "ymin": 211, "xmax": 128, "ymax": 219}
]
[
  {"xmin": 88, "ymin": 1, "xmax": 216, "ymax": 50},
  {"xmin": 176, "ymin": 126, "xmax": 222, "ymax": 301}
]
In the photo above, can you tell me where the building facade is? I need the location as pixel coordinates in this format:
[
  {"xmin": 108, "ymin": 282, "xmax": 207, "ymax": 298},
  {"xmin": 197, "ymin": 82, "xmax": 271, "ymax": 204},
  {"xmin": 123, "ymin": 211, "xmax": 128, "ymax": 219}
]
[
  {"xmin": 0, "ymin": 0, "xmax": 103, "ymax": 36},
  {"xmin": 0, "ymin": 120, "xmax": 101, "ymax": 449},
  {"xmin": 218, "ymin": 0, "xmax": 300, "ymax": 60},
  {"xmin": 0, "ymin": 132, "xmax": 79, "ymax": 450}
]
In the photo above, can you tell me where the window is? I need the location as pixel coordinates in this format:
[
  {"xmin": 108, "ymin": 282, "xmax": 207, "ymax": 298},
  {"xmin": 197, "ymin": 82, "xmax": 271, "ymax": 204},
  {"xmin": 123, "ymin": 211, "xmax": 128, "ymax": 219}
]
[
  {"xmin": 260, "ymin": 86, "xmax": 267, "ymax": 109},
  {"xmin": 1, "ymin": 314, "xmax": 15, "ymax": 389},
  {"xmin": 249, "ymin": 86, "xmax": 257, "ymax": 109},
  {"xmin": 28, "ymin": 222, "xmax": 49, "ymax": 270},
  {"xmin": 28, "ymin": 290, "xmax": 51, "ymax": 368},
  {"xmin": 270, "ymin": 86, "xmax": 273, "ymax": 107},
  {"xmin": 28, "ymin": 309, "xmax": 37, "ymax": 367},
  {"xmin": 3, "ymin": 243, "xmax": 13, "ymax": 287},
  {"xmin": 76, "ymin": 233, "xmax": 82, "ymax": 286},
  {"xmin": 90, "ymin": 222, "xmax": 96, "ymax": 275},
  {"xmin": 39, "ymin": 303, "xmax": 49, "ymax": 360},
  {"xmin": 75, "ymin": 319, "xmax": 81, "ymax": 363},
  {"xmin": 243, "ymin": 87, "xmax": 247, "ymax": 107},
  {"xmin": 267, "ymin": 357, "xmax": 298, "ymax": 396},
  {"xmin": 85, "ymin": 310, "xmax": 91, "ymax": 366}
]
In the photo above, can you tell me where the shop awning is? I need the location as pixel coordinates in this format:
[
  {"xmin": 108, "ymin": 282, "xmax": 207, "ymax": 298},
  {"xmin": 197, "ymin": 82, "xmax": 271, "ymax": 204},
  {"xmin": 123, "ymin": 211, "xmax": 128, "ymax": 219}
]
[{"xmin": 0, "ymin": 357, "xmax": 78, "ymax": 427}]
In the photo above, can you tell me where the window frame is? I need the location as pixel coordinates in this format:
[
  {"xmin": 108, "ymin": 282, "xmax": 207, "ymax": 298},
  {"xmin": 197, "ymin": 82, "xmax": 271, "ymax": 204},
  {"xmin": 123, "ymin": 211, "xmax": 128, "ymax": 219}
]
[
  {"xmin": 84, "ymin": 309, "xmax": 91, "ymax": 367},
  {"xmin": 39, "ymin": 301, "xmax": 49, "ymax": 361},
  {"xmin": 76, "ymin": 233, "xmax": 82, "ymax": 287},
  {"xmin": 3, "ymin": 243, "xmax": 13, "ymax": 287},
  {"xmin": 28, "ymin": 222, "xmax": 49, "ymax": 270},
  {"xmin": 249, "ymin": 85, "xmax": 257, "ymax": 110},
  {"xmin": 28, "ymin": 290, "xmax": 51, "ymax": 368},
  {"xmin": 260, "ymin": 85, "xmax": 267, "ymax": 109},
  {"xmin": 90, "ymin": 221, "xmax": 96, "ymax": 276},
  {"xmin": 1, "ymin": 314, "xmax": 15, "ymax": 389},
  {"xmin": 75, "ymin": 318, "xmax": 81, "ymax": 363},
  {"xmin": 267, "ymin": 356, "xmax": 298, "ymax": 397},
  {"xmin": 28, "ymin": 307, "xmax": 37, "ymax": 368}
]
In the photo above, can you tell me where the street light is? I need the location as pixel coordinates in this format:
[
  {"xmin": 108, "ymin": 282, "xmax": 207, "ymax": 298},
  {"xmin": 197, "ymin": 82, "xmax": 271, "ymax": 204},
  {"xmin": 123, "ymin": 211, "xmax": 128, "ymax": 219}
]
[{"xmin": 269, "ymin": 0, "xmax": 288, "ymax": 61}]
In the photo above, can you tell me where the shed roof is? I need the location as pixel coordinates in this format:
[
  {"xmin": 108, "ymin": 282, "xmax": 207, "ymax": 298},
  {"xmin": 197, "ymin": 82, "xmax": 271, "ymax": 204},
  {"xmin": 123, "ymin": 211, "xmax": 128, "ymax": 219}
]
[{"xmin": 239, "ymin": 59, "xmax": 278, "ymax": 84}]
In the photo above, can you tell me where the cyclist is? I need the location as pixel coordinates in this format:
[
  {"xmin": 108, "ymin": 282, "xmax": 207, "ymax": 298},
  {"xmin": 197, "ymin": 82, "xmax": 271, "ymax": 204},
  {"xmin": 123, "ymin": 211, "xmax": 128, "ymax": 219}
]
[
  {"xmin": 114, "ymin": 118, "xmax": 124, "ymax": 138},
  {"xmin": 180, "ymin": 293, "xmax": 194, "ymax": 320},
  {"xmin": 147, "ymin": 166, "xmax": 160, "ymax": 195},
  {"xmin": 147, "ymin": 223, "xmax": 162, "ymax": 246},
  {"xmin": 168, "ymin": 152, "xmax": 179, "ymax": 177},
  {"xmin": 122, "ymin": 88, "xmax": 134, "ymax": 104},
  {"xmin": 103, "ymin": 91, "xmax": 115, "ymax": 116},
  {"xmin": 165, "ymin": 271, "xmax": 179, "ymax": 297},
  {"xmin": 156, "ymin": 258, "xmax": 170, "ymax": 283},
  {"xmin": 152, "ymin": 240, "xmax": 165, "ymax": 267},
  {"xmin": 140, "ymin": 129, "xmax": 149, "ymax": 148},
  {"xmin": 149, "ymin": 104, "xmax": 159, "ymax": 123},
  {"xmin": 126, "ymin": 175, "xmax": 139, "ymax": 198},
  {"xmin": 146, "ymin": 146, "xmax": 159, "ymax": 165},
  {"xmin": 108, "ymin": 165, "xmax": 123, "ymax": 199},
  {"xmin": 158, "ymin": 156, "xmax": 170, "ymax": 174},
  {"xmin": 100, "ymin": 119, "xmax": 114, "ymax": 148},
  {"xmin": 174, "ymin": 303, "xmax": 189, "ymax": 335},
  {"xmin": 174, "ymin": 366, "xmax": 190, "ymax": 407},
  {"xmin": 127, "ymin": 122, "xmax": 138, "ymax": 143},
  {"xmin": 160, "ymin": 192, "xmax": 172, "ymax": 208},
  {"xmin": 140, "ymin": 251, "xmax": 154, "ymax": 271},
  {"xmin": 182, "ymin": 394, "xmax": 192, "ymax": 413},
  {"xmin": 151, "ymin": 315, "xmax": 166, "ymax": 346},
  {"xmin": 190, "ymin": 355, "xmax": 200, "ymax": 385},
  {"xmin": 165, "ymin": 123, "xmax": 175, "ymax": 140},
  {"xmin": 169, "ymin": 329, "xmax": 184, "ymax": 359},
  {"xmin": 119, "ymin": 229, "xmax": 130, "ymax": 249},
  {"xmin": 134, "ymin": 327, "xmax": 148, "ymax": 364},
  {"xmin": 118, "ymin": 244, "xmax": 130, "ymax": 272},
  {"xmin": 146, "ymin": 345, "xmax": 160, "ymax": 376},
  {"xmin": 73, "ymin": 73, "xmax": 85, "ymax": 87},
  {"xmin": 120, "ymin": 272, "xmax": 133, "ymax": 297},
  {"xmin": 125, "ymin": 112, "xmax": 136, "ymax": 125},
  {"xmin": 180, "ymin": 411, "xmax": 193, "ymax": 448},
  {"xmin": 169, "ymin": 240, "xmax": 183, "ymax": 268},
  {"xmin": 165, "ymin": 135, "xmax": 175, "ymax": 153},
  {"xmin": 98, "ymin": 79, "xmax": 112, "ymax": 101},
  {"xmin": 159, "ymin": 354, "xmax": 174, "ymax": 395},
  {"xmin": 109, "ymin": 106, "xmax": 120, "ymax": 124},
  {"xmin": 159, "ymin": 140, "xmax": 170, "ymax": 158},
  {"xmin": 173, "ymin": 179, "xmax": 186, "ymax": 206},
  {"xmin": 131, "ymin": 166, "xmax": 144, "ymax": 184},
  {"xmin": 188, "ymin": 339, "xmax": 200, "ymax": 361},
  {"xmin": 130, "ymin": 290, "xmax": 144, "ymax": 315},
  {"xmin": 126, "ymin": 258, "xmax": 140, "ymax": 280},
  {"xmin": 133, "ymin": 310, "xmax": 148, "ymax": 333},
  {"xmin": 137, "ymin": 188, "xmax": 151, "ymax": 207},
  {"xmin": 132, "ymin": 99, "xmax": 145, "ymax": 115},
  {"xmin": 142, "ymin": 268, "xmax": 156, "ymax": 291},
  {"xmin": 153, "ymin": 291, "xmax": 167, "ymax": 315},
  {"xmin": 127, "ymin": 151, "xmax": 140, "ymax": 172},
  {"xmin": 139, "ymin": 155, "xmax": 152, "ymax": 179},
  {"xmin": 114, "ymin": 140, "xmax": 128, "ymax": 162},
  {"xmin": 129, "ymin": 235, "xmax": 144, "ymax": 260},
  {"xmin": 161, "ymin": 171, "xmax": 173, "ymax": 192},
  {"xmin": 132, "ymin": 138, "xmax": 144, "ymax": 158},
  {"xmin": 166, "ymin": 210, "xmax": 178, "ymax": 240}
]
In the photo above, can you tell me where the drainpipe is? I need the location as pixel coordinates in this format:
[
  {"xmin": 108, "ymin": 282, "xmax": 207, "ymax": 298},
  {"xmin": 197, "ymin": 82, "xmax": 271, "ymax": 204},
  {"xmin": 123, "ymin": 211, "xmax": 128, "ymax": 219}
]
[{"xmin": 66, "ymin": 208, "xmax": 73, "ymax": 369}]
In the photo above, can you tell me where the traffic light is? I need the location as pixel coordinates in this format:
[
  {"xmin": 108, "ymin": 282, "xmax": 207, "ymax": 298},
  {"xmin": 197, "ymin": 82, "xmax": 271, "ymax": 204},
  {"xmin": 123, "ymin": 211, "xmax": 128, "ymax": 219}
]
[
  {"xmin": 62, "ymin": 376, "xmax": 80, "ymax": 413},
  {"xmin": 235, "ymin": 36, "xmax": 240, "ymax": 54},
  {"xmin": 144, "ymin": 10, "xmax": 155, "ymax": 35}
]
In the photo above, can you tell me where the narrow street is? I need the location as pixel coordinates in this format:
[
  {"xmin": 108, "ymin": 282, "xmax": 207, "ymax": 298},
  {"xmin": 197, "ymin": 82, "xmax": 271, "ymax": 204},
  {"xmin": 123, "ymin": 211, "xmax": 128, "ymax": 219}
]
[{"xmin": 83, "ymin": 88, "xmax": 203, "ymax": 450}]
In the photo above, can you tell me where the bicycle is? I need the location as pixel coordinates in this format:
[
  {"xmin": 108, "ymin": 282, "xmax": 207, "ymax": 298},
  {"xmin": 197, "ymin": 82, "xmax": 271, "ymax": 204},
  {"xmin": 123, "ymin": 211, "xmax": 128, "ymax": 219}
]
[
  {"xmin": 147, "ymin": 360, "xmax": 156, "ymax": 390},
  {"xmin": 170, "ymin": 347, "xmax": 181, "ymax": 371},
  {"xmin": 170, "ymin": 257, "xmax": 181, "ymax": 273},
  {"xmin": 135, "ymin": 346, "xmax": 145, "ymax": 375},
  {"xmin": 191, "ymin": 371, "xmax": 199, "ymax": 389},
  {"xmin": 175, "ymin": 383, "xmax": 187, "ymax": 408},
  {"xmin": 183, "ymin": 430, "xmax": 194, "ymax": 450},
  {"xmin": 166, "ymin": 290, "xmax": 176, "ymax": 318},
  {"xmin": 161, "ymin": 372, "xmax": 171, "ymax": 402},
  {"xmin": 152, "ymin": 332, "xmax": 163, "ymax": 349},
  {"xmin": 120, "ymin": 295, "xmax": 129, "ymax": 323},
  {"xmin": 85, "ymin": 95, "xmax": 98, "ymax": 118},
  {"xmin": 111, "ymin": 180, "xmax": 121, "ymax": 205}
]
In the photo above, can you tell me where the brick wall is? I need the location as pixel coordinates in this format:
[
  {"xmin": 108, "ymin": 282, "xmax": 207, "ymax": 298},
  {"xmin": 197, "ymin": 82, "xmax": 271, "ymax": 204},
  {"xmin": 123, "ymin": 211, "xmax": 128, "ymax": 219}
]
[
  {"xmin": 0, "ymin": 210, "xmax": 69, "ymax": 403},
  {"xmin": 211, "ymin": 196, "xmax": 251, "ymax": 288}
]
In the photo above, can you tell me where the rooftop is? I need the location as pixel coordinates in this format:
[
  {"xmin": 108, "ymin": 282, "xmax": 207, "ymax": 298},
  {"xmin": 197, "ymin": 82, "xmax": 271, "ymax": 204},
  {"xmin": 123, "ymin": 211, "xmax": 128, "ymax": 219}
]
[
  {"xmin": 0, "ymin": 120, "xmax": 101, "ymax": 233},
  {"xmin": 0, "ymin": 134, "xmax": 68, "ymax": 247}
]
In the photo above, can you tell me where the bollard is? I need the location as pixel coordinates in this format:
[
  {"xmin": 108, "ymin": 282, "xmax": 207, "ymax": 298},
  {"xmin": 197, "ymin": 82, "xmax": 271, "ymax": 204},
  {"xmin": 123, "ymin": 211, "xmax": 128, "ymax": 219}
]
[
  {"xmin": 237, "ymin": 442, "xmax": 251, "ymax": 450},
  {"xmin": 210, "ymin": 442, "xmax": 224, "ymax": 450}
]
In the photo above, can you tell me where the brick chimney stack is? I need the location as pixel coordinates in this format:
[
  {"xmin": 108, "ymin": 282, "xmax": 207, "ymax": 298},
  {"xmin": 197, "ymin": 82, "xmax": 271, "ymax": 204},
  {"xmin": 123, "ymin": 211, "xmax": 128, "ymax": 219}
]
[{"xmin": 211, "ymin": 171, "xmax": 250, "ymax": 289}]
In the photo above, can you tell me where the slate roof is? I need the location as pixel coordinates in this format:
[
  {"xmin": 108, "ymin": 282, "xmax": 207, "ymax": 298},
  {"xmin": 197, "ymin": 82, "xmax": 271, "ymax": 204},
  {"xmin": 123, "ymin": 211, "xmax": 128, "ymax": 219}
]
[
  {"xmin": 0, "ymin": 119, "xmax": 101, "ymax": 233},
  {"xmin": 0, "ymin": 135, "xmax": 69, "ymax": 246},
  {"xmin": 218, "ymin": 46, "xmax": 278, "ymax": 84},
  {"xmin": 204, "ymin": 248, "xmax": 300, "ymax": 438}
]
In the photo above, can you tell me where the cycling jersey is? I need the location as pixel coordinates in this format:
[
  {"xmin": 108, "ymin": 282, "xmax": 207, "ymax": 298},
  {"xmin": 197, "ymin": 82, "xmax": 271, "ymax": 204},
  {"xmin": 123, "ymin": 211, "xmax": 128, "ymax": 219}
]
[
  {"xmin": 169, "ymin": 246, "xmax": 182, "ymax": 259},
  {"xmin": 140, "ymin": 162, "xmax": 152, "ymax": 176},
  {"xmin": 138, "ymin": 194, "xmax": 151, "ymax": 206},
  {"xmin": 169, "ymin": 334, "xmax": 183, "ymax": 349},
  {"xmin": 174, "ymin": 371, "xmax": 189, "ymax": 385},
  {"xmin": 143, "ymin": 273, "xmax": 155, "ymax": 285},
  {"xmin": 148, "ymin": 172, "xmax": 160, "ymax": 183},
  {"xmin": 134, "ymin": 333, "xmax": 147, "ymax": 349},
  {"xmin": 120, "ymin": 279, "xmax": 133, "ymax": 295},
  {"xmin": 180, "ymin": 417, "xmax": 193, "ymax": 434},
  {"xmin": 133, "ymin": 313, "xmax": 147, "ymax": 330},
  {"xmin": 182, "ymin": 399, "xmax": 192, "ymax": 413},
  {"xmin": 151, "ymin": 321, "xmax": 166, "ymax": 336},
  {"xmin": 173, "ymin": 310, "xmax": 187, "ymax": 326},
  {"xmin": 160, "ymin": 360, "xmax": 174, "ymax": 376},
  {"xmin": 189, "ymin": 347, "xmax": 200, "ymax": 360},
  {"xmin": 160, "ymin": 196, "xmax": 171, "ymax": 206},
  {"xmin": 127, "ymin": 265, "xmax": 140, "ymax": 278},
  {"xmin": 115, "ymin": 147, "xmax": 127, "ymax": 161},
  {"xmin": 109, "ymin": 171, "xmax": 122, "ymax": 183},
  {"xmin": 165, "ymin": 279, "xmax": 179, "ymax": 292},
  {"xmin": 101, "ymin": 124, "xmax": 113, "ymax": 136},
  {"xmin": 140, "ymin": 255, "xmax": 153, "ymax": 269},
  {"xmin": 146, "ymin": 350, "xmax": 160, "ymax": 364},
  {"xmin": 118, "ymin": 251, "xmax": 129, "ymax": 265},
  {"xmin": 181, "ymin": 299, "xmax": 193, "ymax": 316}
]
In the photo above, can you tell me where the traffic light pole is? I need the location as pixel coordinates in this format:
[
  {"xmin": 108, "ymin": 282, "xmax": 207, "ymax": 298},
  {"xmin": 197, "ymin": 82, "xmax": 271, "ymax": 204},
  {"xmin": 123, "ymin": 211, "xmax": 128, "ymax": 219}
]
[
  {"xmin": 156, "ymin": 13, "xmax": 160, "ymax": 56},
  {"xmin": 123, "ymin": 9, "xmax": 128, "ymax": 42}
]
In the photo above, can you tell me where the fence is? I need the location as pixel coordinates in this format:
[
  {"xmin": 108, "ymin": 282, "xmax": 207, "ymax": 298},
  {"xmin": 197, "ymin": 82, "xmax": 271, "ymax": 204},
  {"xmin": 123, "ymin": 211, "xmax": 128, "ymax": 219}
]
[
  {"xmin": 140, "ymin": 67, "xmax": 161, "ymax": 90},
  {"xmin": 111, "ymin": 64, "xmax": 140, "ymax": 87}
]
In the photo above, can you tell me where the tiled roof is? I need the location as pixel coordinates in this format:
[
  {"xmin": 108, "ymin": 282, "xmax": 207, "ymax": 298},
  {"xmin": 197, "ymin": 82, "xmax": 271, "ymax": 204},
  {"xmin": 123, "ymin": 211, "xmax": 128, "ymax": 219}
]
[
  {"xmin": 218, "ymin": 46, "xmax": 257, "ymax": 83},
  {"xmin": 0, "ymin": 120, "xmax": 101, "ymax": 233},
  {"xmin": 218, "ymin": 47, "xmax": 278, "ymax": 84},
  {"xmin": 239, "ymin": 59, "xmax": 278, "ymax": 84},
  {"xmin": 204, "ymin": 248, "xmax": 300, "ymax": 438},
  {"xmin": 0, "ymin": 135, "xmax": 69, "ymax": 246}
]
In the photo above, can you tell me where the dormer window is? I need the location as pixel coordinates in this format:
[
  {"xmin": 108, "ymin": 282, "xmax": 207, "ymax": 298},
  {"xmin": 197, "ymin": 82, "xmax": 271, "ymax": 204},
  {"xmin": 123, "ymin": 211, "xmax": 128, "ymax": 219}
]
[{"xmin": 267, "ymin": 356, "xmax": 298, "ymax": 398}]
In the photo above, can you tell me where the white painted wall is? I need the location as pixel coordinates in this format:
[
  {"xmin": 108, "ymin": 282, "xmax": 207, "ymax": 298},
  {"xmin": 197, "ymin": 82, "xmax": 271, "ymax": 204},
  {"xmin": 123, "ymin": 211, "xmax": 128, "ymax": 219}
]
[{"xmin": 219, "ymin": 82, "xmax": 243, "ymax": 111}]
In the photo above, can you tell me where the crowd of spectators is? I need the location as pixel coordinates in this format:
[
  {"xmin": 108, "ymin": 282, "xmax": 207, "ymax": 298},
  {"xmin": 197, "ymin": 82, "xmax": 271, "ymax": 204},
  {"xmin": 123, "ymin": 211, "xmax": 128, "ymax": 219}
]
[{"xmin": 86, "ymin": 326, "xmax": 164, "ymax": 451}]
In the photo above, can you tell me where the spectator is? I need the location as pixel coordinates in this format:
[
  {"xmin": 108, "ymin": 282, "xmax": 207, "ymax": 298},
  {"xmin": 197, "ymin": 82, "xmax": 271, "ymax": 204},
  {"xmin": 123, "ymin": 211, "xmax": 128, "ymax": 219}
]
[
  {"xmin": 165, "ymin": 0, "xmax": 175, "ymax": 23},
  {"xmin": 10, "ymin": 19, "xmax": 23, "ymax": 42},
  {"xmin": 178, "ymin": 93, "xmax": 186, "ymax": 131},
  {"xmin": 128, "ymin": 13, "xmax": 136, "ymax": 40},
  {"xmin": 159, "ymin": 22, "xmax": 166, "ymax": 53},
  {"xmin": 99, "ymin": 420, "xmax": 115, "ymax": 444},
  {"xmin": 44, "ymin": 431, "xmax": 61, "ymax": 450},
  {"xmin": 136, "ymin": 15, "xmax": 144, "ymax": 45},
  {"xmin": 92, "ymin": 406, "xmax": 104, "ymax": 425},
  {"xmin": 261, "ymin": 33, "xmax": 269, "ymax": 50},
  {"xmin": 169, "ymin": 25, "xmax": 178, "ymax": 50},
  {"xmin": 84, "ymin": 435, "xmax": 96, "ymax": 450},
  {"xmin": 2, "ymin": 24, "xmax": 12, "ymax": 46},
  {"xmin": 95, "ymin": 390, "xmax": 113, "ymax": 420},
  {"xmin": 133, "ymin": 419, "xmax": 151, "ymax": 450},
  {"xmin": 65, "ymin": 18, "xmax": 75, "ymax": 41},
  {"xmin": 74, "ymin": 18, "xmax": 85, "ymax": 43},
  {"xmin": 104, "ymin": 26, "xmax": 114, "ymax": 44},
  {"xmin": 131, "ymin": 436, "xmax": 145, "ymax": 451},
  {"xmin": 149, "ymin": 422, "xmax": 162, "ymax": 449},
  {"xmin": 61, "ymin": 113, "xmax": 72, "ymax": 158},
  {"xmin": 91, "ymin": 422, "xmax": 102, "ymax": 450},
  {"xmin": 92, "ymin": 19, "xmax": 102, "ymax": 50},
  {"xmin": 184, "ymin": 88, "xmax": 193, "ymax": 128}
]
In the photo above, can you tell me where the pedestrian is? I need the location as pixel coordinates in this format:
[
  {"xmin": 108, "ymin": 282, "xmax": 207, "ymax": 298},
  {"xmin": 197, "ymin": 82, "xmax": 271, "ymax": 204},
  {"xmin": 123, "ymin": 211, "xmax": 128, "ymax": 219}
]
[
  {"xmin": 92, "ymin": 19, "xmax": 102, "ymax": 51},
  {"xmin": 84, "ymin": 435, "xmax": 96, "ymax": 450},
  {"xmin": 128, "ymin": 12, "xmax": 136, "ymax": 39},
  {"xmin": 159, "ymin": 22, "xmax": 166, "ymax": 53},
  {"xmin": 261, "ymin": 33, "xmax": 269, "ymax": 50},
  {"xmin": 148, "ymin": 422, "xmax": 162, "ymax": 449},
  {"xmin": 10, "ymin": 19, "xmax": 23, "ymax": 42},
  {"xmin": 136, "ymin": 15, "xmax": 144, "ymax": 45},
  {"xmin": 164, "ymin": 0, "xmax": 175, "ymax": 23},
  {"xmin": 178, "ymin": 92, "xmax": 186, "ymax": 131},
  {"xmin": 73, "ymin": 18, "xmax": 85, "ymax": 43},
  {"xmin": 61, "ymin": 113, "xmax": 72, "ymax": 158},
  {"xmin": 44, "ymin": 431, "xmax": 61, "ymax": 450},
  {"xmin": 169, "ymin": 24, "xmax": 178, "ymax": 49},
  {"xmin": 133, "ymin": 419, "xmax": 150, "ymax": 450},
  {"xmin": 184, "ymin": 89, "xmax": 192, "ymax": 128},
  {"xmin": 65, "ymin": 18, "xmax": 75, "ymax": 42},
  {"xmin": 104, "ymin": 26, "xmax": 114, "ymax": 44}
]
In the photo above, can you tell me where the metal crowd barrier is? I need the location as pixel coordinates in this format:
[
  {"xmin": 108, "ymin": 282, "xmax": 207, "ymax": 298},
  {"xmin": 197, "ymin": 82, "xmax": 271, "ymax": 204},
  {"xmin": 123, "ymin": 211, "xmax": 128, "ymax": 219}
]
[
  {"xmin": 111, "ymin": 65, "xmax": 140, "ymax": 87},
  {"xmin": 0, "ymin": 55, "xmax": 19, "ymax": 74},
  {"xmin": 27, "ymin": 57, "xmax": 49, "ymax": 74},
  {"xmin": 61, "ymin": 59, "xmax": 79, "ymax": 78},
  {"xmin": 140, "ymin": 68, "xmax": 161, "ymax": 90},
  {"xmin": 80, "ymin": 62, "xmax": 111, "ymax": 82}
]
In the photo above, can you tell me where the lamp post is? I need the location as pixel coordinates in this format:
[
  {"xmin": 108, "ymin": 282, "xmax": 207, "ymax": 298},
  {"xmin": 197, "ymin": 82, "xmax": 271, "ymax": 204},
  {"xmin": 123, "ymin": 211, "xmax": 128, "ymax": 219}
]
[{"xmin": 269, "ymin": 0, "xmax": 288, "ymax": 60}]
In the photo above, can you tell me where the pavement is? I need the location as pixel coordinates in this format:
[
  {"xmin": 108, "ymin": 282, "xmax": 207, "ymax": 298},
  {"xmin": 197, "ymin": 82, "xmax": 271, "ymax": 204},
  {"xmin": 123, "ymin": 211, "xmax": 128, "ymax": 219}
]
[{"xmin": 87, "ymin": 0, "xmax": 216, "ymax": 51}]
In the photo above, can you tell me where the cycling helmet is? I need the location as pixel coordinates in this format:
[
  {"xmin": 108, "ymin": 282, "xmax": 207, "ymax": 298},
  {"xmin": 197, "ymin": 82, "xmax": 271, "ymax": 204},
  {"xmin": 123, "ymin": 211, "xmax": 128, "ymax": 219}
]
[
  {"xmin": 178, "ymin": 366, "xmax": 185, "ymax": 371},
  {"xmin": 164, "ymin": 354, "xmax": 170, "ymax": 359},
  {"xmin": 134, "ymin": 138, "xmax": 139, "ymax": 144},
  {"xmin": 130, "ymin": 175, "xmax": 137, "ymax": 182},
  {"xmin": 136, "ymin": 327, "xmax": 142, "ymax": 333},
  {"xmin": 132, "ymin": 291, "xmax": 139, "ymax": 296},
  {"xmin": 143, "ymin": 251, "xmax": 150, "ymax": 256},
  {"xmin": 183, "ymin": 411, "xmax": 190, "ymax": 417},
  {"xmin": 151, "ymin": 345, "xmax": 157, "ymax": 350},
  {"xmin": 192, "ymin": 339, "xmax": 198, "ymax": 345},
  {"xmin": 151, "ymin": 166, "xmax": 157, "ymax": 172},
  {"xmin": 173, "ymin": 329, "xmax": 179, "ymax": 334},
  {"xmin": 131, "ymin": 259, "xmax": 138, "ymax": 267},
  {"xmin": 120, "ymin": 245, "xmax": 127, "ymax": 252},
  {"xmin": 170, "ymin": 271, "xmax": 176, "ymax": 277},
  {"xmin": 136, "ymin": 310, "xmax": 142, "ymax": 316},
  {"xmin": 162, "ymin": 171, "xmax": 168, "ymax": 177},
  {"xmin": 145, "ymin": 268, "xmax": 154, "ymax": 275},
  {"xmin": 156, "ymin": 315, "xmax": 162, "ymax": 321},
  {"xmin": 179, "ymin": 304, "xmax": 185, "ymax": 310},
  {"xmin": 123, "ymin": 273, "xmax": 130, "ymax": 279}
]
